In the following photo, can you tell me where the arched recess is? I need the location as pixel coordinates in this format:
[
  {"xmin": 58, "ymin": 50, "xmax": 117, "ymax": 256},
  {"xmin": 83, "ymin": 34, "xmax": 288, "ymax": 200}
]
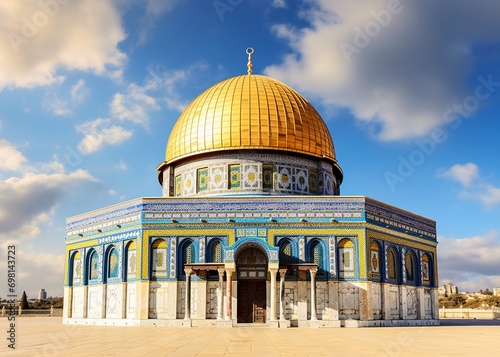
[
  {"xmin": 207, "ymin": 238, "xmax": 223, "ymax": 263},
  {"xmin": 87, "ymin": 249, "xmax": 99, "ymax": 284},
  {"xmin": 387, "ymin": 246, "xmax": 401, "ymax": 283},
  {"xmin": 125, "ymin": 241, "xmax": 137, "ymax": 281},
  {"xmin": 337, "ymin": 238, "xmax": 356, "ymax": 279},
  {"xmin": 178, "ymin": 238, "xmax": 195, "ymax": 278},
  {"xmin": 105, "ymin": 246, "xmax": 119, "ymax": 282},
  {"xmin": 308, "ymin": 238, "xmax": 327, "ymax": 278},
  {"xmin": 405, "ymin": 250, "xmax": 418, "ymax": 285},
  {"xmin": 421, "ymin": 253, "xmax": 433, "ymax": 286},
  {"xmin": 279, "ymin": 238, "xmax": 294, "ymax": 265},
  {"xmin": 69, "ymin": 251, "xmax": 82, "ymax": 286},
  {"xmin": 370, "ymin": 240, "xmax": 382, "ymax": 282},
  {"xmin": 151, "ymin": 239, "xmax": 168, "ymax": 280}
]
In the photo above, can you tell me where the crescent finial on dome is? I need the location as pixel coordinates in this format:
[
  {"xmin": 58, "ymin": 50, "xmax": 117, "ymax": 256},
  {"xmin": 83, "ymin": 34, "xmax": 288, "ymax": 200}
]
[{"xmin": 246, "ymin": 47, "xmax": 254, "ymax": 75}]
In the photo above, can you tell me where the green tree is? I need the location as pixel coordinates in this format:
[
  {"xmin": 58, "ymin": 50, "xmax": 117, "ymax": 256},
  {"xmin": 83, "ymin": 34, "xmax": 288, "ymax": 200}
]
[{"xmin": 20, "ymin": 291, "xmax": 29, "ymax": 309}]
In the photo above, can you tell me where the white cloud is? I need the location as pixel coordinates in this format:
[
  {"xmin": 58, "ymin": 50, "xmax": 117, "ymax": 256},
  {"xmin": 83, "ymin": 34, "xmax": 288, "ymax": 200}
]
[
  {"xmin": 265, "ymin": 0, "xmax": 500, "ymax": 141},
  {"xmin": 70, "ymin": 79, "xmax": 89, "ymax": 105},
  {"xmin": 43, "ymin": 79, "xmax": 89, "ymax": 116},
  {"xmin": 137, "ymin": 0, "xmax": 179, "ymax": 44},
  {"xmin": 110, "ymin": 83, "xmax": 160, "ymax": 125},
  {"xmin": 0, "ymin": 139, "xmax": 27, "ymax": 172},
  {"xmin": 0, "ymin": 0, "xmax": 126, "ymax": 89},
  {"xmin": 439, "ymin": 163, "xmax": 479, "ymax": 187},
  {"xmin": 438, "ymin": 231, "xmax": 500, "ymax": 292},
  {"xmin": 114, "ymin": 161, "xmax": 128, "ymax": 171},
  {"xmin": 0, "ymin": 169, "xmax": 95, "ymax": 239},
  {"xmin": 272, "ymin": 0, "xmax": 286, "ymax": 8},
  {"xmin": 109, "ymin": 62, "xmax": 207, "ymax": 124},
  {"xmin": 76, "ymin": 118, "xmax": 133, "ymax": 154},
  {"xmin": 439, "ymin": 163, "xmax": 500, "ymax": 208}
]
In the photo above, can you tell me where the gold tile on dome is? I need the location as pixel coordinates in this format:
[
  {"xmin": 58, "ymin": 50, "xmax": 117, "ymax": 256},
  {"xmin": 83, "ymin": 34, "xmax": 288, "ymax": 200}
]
[{"xmin": 164, "ymin": 74, "xmax": 337, "ymax": 165}]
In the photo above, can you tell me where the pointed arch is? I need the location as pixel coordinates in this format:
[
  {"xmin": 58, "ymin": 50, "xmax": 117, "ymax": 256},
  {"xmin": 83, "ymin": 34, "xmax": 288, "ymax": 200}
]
[
  {"xmin": 370, "ymin": 240, "xmax": 382, "ymax": 281},
  {"xmin": 338, "ymin": 238, "xmax": 356, "ymax": 279},
  {"xmin": 69, "ymin": 251, "xmax": 82, "ymax": 286},
  {"xmin": 308, "ymin": 238, "xmax": 326, "ymax": 278},
  {"xmin": 387, "ymin": 246, "xmax": 401, "ymax": 283},
  {"xmin": 208, "ymin": 238, "xmax": 223, "ymax": 263},
  {"xmin": 87, "ymin": 249, "xmax": 99, "ymax": 283},
  {"xmin": 178, "ymin": 238, "xmax": 195, "ymax": 278},
  {"xmin": 106, "ymin": 246, "xmax": 119, "ymax": 281},
  {"xmin": 421, "ymin": 253, "xmax": 433, "ymax": 286},
  {"xmin": 279, "ymin": 238, "xmax": 294, "ymax": 264},
  {"xmin": 125, "ymin": 240, "xmax": 137, "ymax": 281},
  {"xmin": 151, "ymin": 239, "xmax": 167, "ymax": 280},
  {"xmin": 405, "ymin": 249, "xmax": 417, "ymax": 284}
]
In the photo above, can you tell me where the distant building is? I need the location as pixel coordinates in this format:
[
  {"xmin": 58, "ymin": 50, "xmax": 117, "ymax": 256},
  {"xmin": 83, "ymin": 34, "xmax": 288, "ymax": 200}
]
[
  {"xmin": 38, "ymin": 289, "xmax": 47, "ymax": 300},
  {"xmin": 493, "ymin": 288, "xmax": 500, "ymax": 296},
  {"xmin": 438, "ymin": 282, "xmax": 458, "ymax": 295}
]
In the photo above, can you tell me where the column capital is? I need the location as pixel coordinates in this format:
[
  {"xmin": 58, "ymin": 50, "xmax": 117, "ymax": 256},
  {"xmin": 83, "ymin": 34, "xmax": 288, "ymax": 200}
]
[
  {"xmin": 279, "ymin": 268, "xmax": 287, "ymax": 276},
  {"xmin": 309, "ymin": 268, "xmax": 318, "ymax": 277},
  {"xmin": 184, "ymin": 268, "xmax": 193, "ymax": 276},
  {"xmin": 217, "ymin": 268, "xmax": 225, "ymax": 277},
  {"xmin": 269, "ymin": 267, "xmax": 279, "ymax": 274}
]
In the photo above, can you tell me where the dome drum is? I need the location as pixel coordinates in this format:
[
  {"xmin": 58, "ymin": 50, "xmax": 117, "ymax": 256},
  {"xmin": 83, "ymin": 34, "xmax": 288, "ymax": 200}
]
[{"xmin": 159, "ymin": 151, "xmax": 339, "ymax": 197}]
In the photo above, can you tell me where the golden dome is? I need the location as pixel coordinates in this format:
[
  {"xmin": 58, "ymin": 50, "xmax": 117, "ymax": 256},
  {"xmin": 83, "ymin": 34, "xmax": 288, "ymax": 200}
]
[{"xmin": 164, "ymin": 74, "xmax": 337, "ymax": 165}]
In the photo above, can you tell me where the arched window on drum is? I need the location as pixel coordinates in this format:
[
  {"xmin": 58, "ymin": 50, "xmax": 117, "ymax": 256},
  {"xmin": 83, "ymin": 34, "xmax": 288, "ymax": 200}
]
[{"xmin": 151, "ymin": 239, "xmax": 167, "ymax": 280}]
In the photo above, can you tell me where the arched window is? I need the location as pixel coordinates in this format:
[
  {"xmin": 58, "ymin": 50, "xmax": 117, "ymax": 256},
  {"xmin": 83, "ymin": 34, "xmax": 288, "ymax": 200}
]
[
  {"xmin": 88, "ymin": 250, "xmax": 99, "ymax": 282},
  {"xmin": 338, "ymin": 238, "xmax": 356, "ymax": 279},
  {"xmin": 70, "ymin": 251, "xmax": 82, "ymax": 286},
  {"xmin": 125, "ymin": 241, "xmax": 137, "ymax": 281},
  {"xmin": 151, "ymin": 239, "xmax": 167, "ymax": 280},
  {"xmin": 405, "ymin": 250, "xmax": 416, "ymax": 284},
  {"xmin": 279, "ymin": 239, "xmax": 293, "ymax": 264},
  {"xmin": 370, "ymin": 241, "xmax": 381, "ymax": 281},
  {"xmin": 387, "ymin": 248, "xmax": 400, "ymax": 282},
  {"xmin": 209, "ymin": 239, "xmax": 223, "ymax": 263},
  {"xmin": 182, "ymin": 240, "xmax": 195, "ymax": 265},
  {"xmin": 309, "ymin": 239, "xmax": 326, "ymax": 278},
  {"xmin": 422, "ymin": 253, "xmax": 431, "ymax": 285},
  {"xmin": 107, "ymin": 247, "xmax": 119, "ymax": 280}
]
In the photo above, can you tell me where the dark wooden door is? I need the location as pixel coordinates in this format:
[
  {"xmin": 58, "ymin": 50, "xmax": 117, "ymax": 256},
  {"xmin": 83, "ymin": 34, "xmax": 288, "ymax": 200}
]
[{"xmin": 237, "ymin": 280, "xmax": 266, "ymax": 323}]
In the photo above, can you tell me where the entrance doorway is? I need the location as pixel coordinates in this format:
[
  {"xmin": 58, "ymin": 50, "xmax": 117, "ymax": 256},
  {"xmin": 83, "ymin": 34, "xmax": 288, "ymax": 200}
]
[
  {"xmin": 236, "ymin": 246, "xmax": 268, "ymax": 323},
  {"xmin": 237, "ymin": 280, "xmax": 266, "ymax": 323}
]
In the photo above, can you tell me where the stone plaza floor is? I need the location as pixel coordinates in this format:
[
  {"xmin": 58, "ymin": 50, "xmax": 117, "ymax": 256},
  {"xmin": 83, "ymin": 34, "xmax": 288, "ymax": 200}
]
[{"xmin": 2, "ymin": 317, "xmax": 500, "ymax": 356}]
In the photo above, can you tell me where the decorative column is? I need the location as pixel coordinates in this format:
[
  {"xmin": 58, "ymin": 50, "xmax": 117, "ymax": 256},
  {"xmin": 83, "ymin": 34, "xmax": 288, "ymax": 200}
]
[
  {"xmin": 217, "ymin": 268, "xmax": 225, "ymax": 320},
  {"xmin": 279, "ymin": 268, "xmax": 287, "ymax": 321},
  {"xmin": 184, "ymin": 268, "xmax": 193, "ymax": 321},
  {"xmin": 310, "ymin": 268, "xmax": 317, "ymax": 321},
  {"xmin": 225, "ymin": 268, "xmax": 233, "ymax": 320},
  {"xmin": 270, "ymin": 268, "xmax": 278, "ymax": 321}
]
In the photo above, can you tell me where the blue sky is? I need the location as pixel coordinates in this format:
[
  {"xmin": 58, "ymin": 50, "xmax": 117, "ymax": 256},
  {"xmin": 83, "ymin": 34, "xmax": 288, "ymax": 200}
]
[{"xmin": 1, "ymin": 0, "xmax": 500, "ymax": 298}]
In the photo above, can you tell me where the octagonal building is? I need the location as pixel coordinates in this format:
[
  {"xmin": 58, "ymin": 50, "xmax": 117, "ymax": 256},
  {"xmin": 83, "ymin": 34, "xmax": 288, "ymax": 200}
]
[{"xmin": 63, "ymin": 51, "xmax": 439, "ymax": 327}]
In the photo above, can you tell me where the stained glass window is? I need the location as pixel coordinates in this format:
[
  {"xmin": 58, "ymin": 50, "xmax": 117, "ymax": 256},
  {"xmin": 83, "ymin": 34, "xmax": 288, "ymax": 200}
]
[{"xmin": 108, "ymin": 247, "xmax": 119, "ymax": 279}]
